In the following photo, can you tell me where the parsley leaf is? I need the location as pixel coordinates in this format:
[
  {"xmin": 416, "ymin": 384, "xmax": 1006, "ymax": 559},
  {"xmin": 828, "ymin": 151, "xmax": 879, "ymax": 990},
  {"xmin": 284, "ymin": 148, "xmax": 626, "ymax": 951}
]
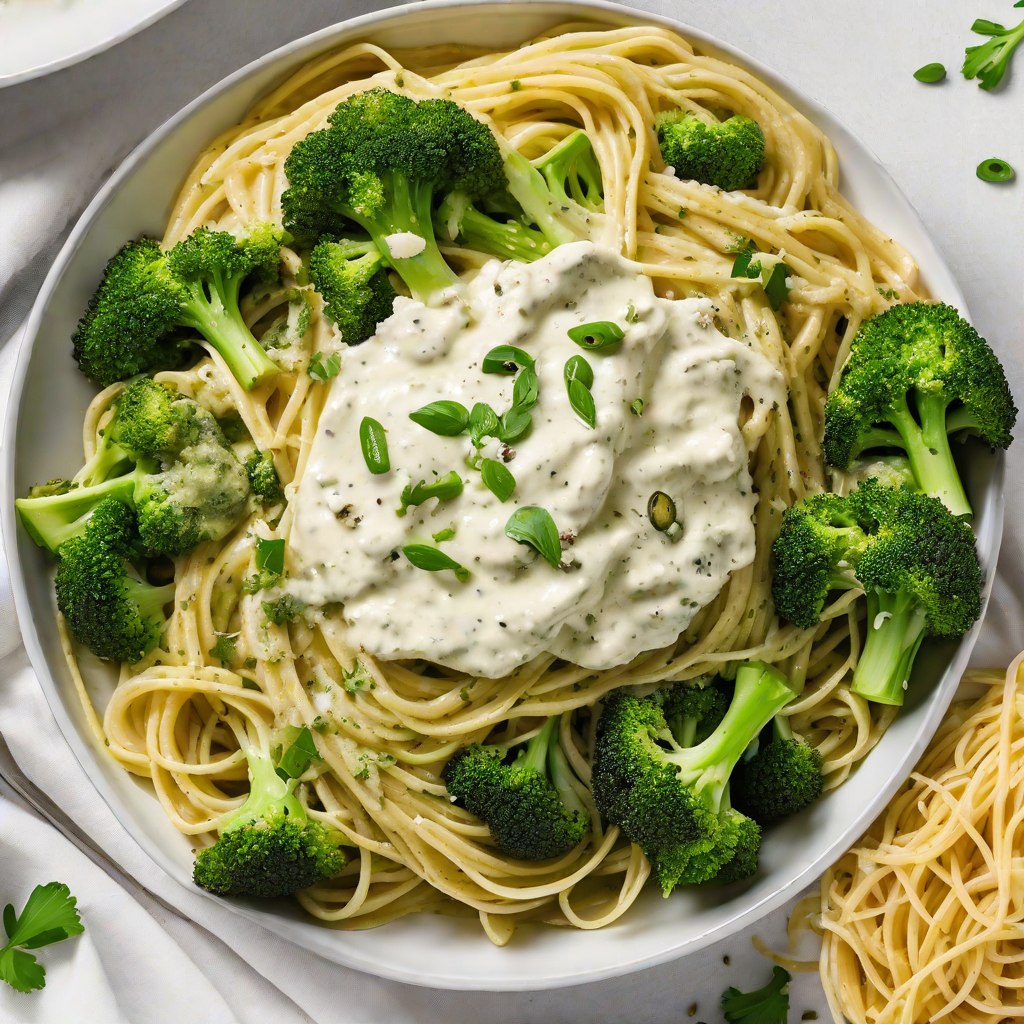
[{"xmin": 0, "ymin": 883, "xmax": 84, "ymax": 993}]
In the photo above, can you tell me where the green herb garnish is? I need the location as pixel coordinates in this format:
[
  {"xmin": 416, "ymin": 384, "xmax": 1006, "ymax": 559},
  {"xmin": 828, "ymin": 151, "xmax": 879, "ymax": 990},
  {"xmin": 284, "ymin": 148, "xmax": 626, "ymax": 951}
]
[
  {"xmin": 469, "ymin": 402, "xmax": 500, "ymax": 447},
  {"xmin": 256, "ymin": 537, "xmax": 285, "ymax": 575},
  {"xmin": 276, "ymin": 726, "xmax": 321, "ymax": 781},
  {"xmin": 210, "ymin": 634, "xmax": 237, "ymax": 666},
  {"xmin": 977, "ymin": 157, "xmax": 1015, "ymax": 182},
  {"xmin": 409, "ymin": 400, "xmax": 470, "ymax": 436},
  {"xmin": 730, "ymin": 242, "xmax": 762, "ymax": 279},
  {"xmin": 763, "ymin": 262, "xmax": 791, "ymax": 310},
  {"xmin": 432, "ymin": 526, "xmax": 456, "ymax": 542},
  {"xmin": 359, "ymin": 416, "xmax": 390, "ymax": 474},
  {"xmin": 241, "ymin": 677, "xmax": 261, "ymax": 691},
  {"xmin": 402, "ymin": 544, "xmax": 470, "ymax": 581},
  {"xmin": 0, "ymin": 883, "xmax": 84, "ymax": 993},
  {"xmin": 567, "ymin": 321, "xmax": 624, "ymax": 351},
  {"xmin": 512, "ymin": 366, "xmax": 539, "ymax": 410},
  {"xmin": 397, "ymin": 470, "xmax": 464, "ymax": 516},
  {"xmin": 563, "ymin": 354, "xmax": 594, "ymax": 390},
  {"xmin": 963, "ymin": 16, "xmax": 1024, "ymax": 90},
  {"xmin": 564, "ymin": 354, "xmax": 596, "ymax": 427},
  {"xmin": 481, "ymin": 345, "xmax": 535, "ymax": 374},
  {"xmin": 498, "ymin": 405, "xmax": 532, "ymax": 443},
  {"xmin": 481, "ymin": 459, "xmax": 516, "ymax": 502},
  {"xmin": 308, "ymin": 351, "xmax": 341, "ymax": 383},
  {"xmin": 505, "ymin": 506, "xmax": 562, "ymax": 568},
  {"xmin": 630, "ymin": 398, "xmax": 645, "ymax": 416},
  {"xmin": 913, "ymin": 62, "xmax": 946, "ymax": 82}
]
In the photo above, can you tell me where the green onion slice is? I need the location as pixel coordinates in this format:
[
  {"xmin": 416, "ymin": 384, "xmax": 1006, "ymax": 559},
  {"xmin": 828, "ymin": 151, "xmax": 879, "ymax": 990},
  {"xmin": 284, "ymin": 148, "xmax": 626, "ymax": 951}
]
[
  {"xmin": 481, "ymin": 346, "xmax": 535, "ymax": 374},
  {"xmin": 359, "ymin": 416, "xmax": 390, "ymax": 474},
  {"xmin": 563, "ymin": 354, "xmax": 594, "ymax": 390},
  {"xmin": 402, "ymin": 544, "xmax": 470, "ymax": 581},
  {"xmin": 977, "ymin": 158, "xmax": 1015, "ymax": 182},
  {"xmin": 913, "ymin": 63, "xmax": 946, "ymax": 83},
  {"xmin": 409, "ymin": 400, "xmax": 470, "ymax": 436},
  {"xmin": 567, "ymin": 321, "xmax": 624, "ymax": 351},
  {"xmin": 397, "ymin": 471, "xmax": 464, "ymax": 516},
  {"xmin": 505, "ymin": 506, "xmax": 562, "ymax": 568},
  {"xmin": 255, "ymin": 537, "xmax": 285, "ymax": 575},
  {"xmin": 481, "ymin": 459, "xmax": 516, "ymax": 502}
]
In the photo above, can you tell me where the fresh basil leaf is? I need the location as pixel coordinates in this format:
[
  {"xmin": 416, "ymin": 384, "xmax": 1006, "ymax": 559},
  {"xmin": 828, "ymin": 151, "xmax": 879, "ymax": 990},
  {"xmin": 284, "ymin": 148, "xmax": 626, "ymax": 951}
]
[
  {"xmin": 567, "ymin": 320, "xmax": 624, "ymax": 351},
  {"xmin": 512, "ymin": 366, "xmax": 539, "ymax": 410},
  {"xmin": 276, "ymin": 726, "xmax": 321, "ymax": 780},
  {"xmin": 359, "ymin": 416, "xmax": 390, "ymax": 474},
  {"xmin": 762, "ymin": 262, "xmax": 791, "ymax": 311},
  {"xmin": 567, "ymin": 378, "xmax": 596, "ymax": 428},
  {"xmin": 498, "ymin": 405, "xmax": 532, "ymax": 443},
  {"xmin": 730, "ymin": 247, "xmax": 755, "ymax": 279},
  {"xmin": 397, "ymin": 470, "xmax": 464, "ymax": 516},
  {"xmin": 913, "ymin": 62, "xmax": 946, "ymax": 83},
  {"xmin": 481, "ymin": 459, "xmax": 516, "ymax": 502},
  {"xmin": 505, "ymin": 506, "xmax": 562, "ymax": 567},
  {"xmin": 308, "ymin": 351, "xmax": 341, "ymax": 383},
  {"xmin": 563, "ymin": 355, "xmax": 594, "ymax": 390},
  {"xmin": 469, "ymin": 402, "xmax": 500, "ymax": 446},
  {"xmin": 481, "ymin": 345, "xmax": 535, "ymax": 374},
  {"xmin": 402, "ymin": 544, "xmax": 470, "ymax": 581},
  {"xmin": 409, "ymin": 400, "xmax": 470, "ymax": 436},
  {"xmin": 255, "ymin": 538, "xmax": 285, "ymax": 575}
]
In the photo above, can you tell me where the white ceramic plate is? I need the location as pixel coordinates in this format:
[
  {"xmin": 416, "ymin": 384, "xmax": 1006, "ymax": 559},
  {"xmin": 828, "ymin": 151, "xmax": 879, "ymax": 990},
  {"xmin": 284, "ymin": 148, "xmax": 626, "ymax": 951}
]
[
  {"xmin": 0, "ymin": 0, "xmax": 188, "ymax": 88},
  {"xmin": 2, "ymin": 0, "xmax": 1005, "ymax": 991}
]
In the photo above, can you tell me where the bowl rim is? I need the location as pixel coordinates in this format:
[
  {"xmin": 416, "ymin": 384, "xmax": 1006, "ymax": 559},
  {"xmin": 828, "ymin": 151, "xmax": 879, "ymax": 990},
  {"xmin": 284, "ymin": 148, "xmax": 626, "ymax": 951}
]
[{"xmin": 1, "ymin": 0, "xmax": 1005, "ymax": 990}]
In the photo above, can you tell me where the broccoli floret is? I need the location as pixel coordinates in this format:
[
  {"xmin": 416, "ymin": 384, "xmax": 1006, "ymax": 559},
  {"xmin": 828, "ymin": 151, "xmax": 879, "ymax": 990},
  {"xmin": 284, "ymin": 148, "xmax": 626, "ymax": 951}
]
[
  {"xmin": 55, "ymin": 499, "xmax": 174, "ymax": 662},
  {"xmin": 771, "ymin": 479, "xmax": 982, "ymax": 706},
  {"xmin": 962, "ymin": 16, "xmax": 1024, "ymax": 91},
  {"xmin": 436, "ymin": 129, "xmax": 603, "ymax": 262},
  {"xmin": 592, "ymin": 662, "xmax": 797, "ymax": 894},
  {"xmin": 822, "ymin": 302, "xmax": 1016, "ymax": 518},
  {"xmin": 308, "ymin": 238, "xmax": 395, "ymax": 343},
  {"xmin": 842, "ymin": 455, "xmax": 918, "ymax": 494},
  {"xmin": 731, "ymin": 716, "xmax": 823, "ymax": 824},
  {"xmin": 262, "ymin": 594, "xmax": 307, "ymax": 625},
  {"xmin": 73, "ymin": 225, "xmax": 283, "ymax": 391},
  {"xmin": 209, "ymin": 634, "xmax": 238, "ymax": 667},
  {"xmin": 443, "ymin": 714, "xmax": 590, "ymax": 861},
  {"xmin": 655, "ymin": 112, "xmax": 765, "ymax": 192},
  {"xmin": 283, "ymin": 89, "xmax": 506, "ymax": 301},
  {"xmin": 16, "ymin": 378, "xmax": 250, "ymax": 557},
  {"xmin": 192, "ymin": 730, "xmax": 349, "ymax": 898},
  {"xmin": 722, "ymin": 966, "xmax": 791, "ymax": 1024},
  {"xmin": 661, "ymin": 677, "xmax": 731, "ymax": 748},
  {"xmin": 244, "ymin": 450, "xmax": 284, "ymax": 504}
]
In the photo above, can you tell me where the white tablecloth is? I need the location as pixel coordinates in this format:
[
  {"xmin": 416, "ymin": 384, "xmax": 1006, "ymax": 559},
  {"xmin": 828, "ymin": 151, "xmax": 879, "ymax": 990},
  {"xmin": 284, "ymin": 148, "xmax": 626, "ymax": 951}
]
[{"xmin": 1, "ymin": 1, "xmax": 1021, "ymax": 1020}]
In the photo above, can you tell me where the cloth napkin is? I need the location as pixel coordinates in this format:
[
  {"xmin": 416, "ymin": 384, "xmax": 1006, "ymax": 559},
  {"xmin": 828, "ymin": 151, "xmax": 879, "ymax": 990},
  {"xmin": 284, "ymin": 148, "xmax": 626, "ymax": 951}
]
[{"xmin": 0, "ymin": 0, "xmax": 1021, "ymax": 1020}]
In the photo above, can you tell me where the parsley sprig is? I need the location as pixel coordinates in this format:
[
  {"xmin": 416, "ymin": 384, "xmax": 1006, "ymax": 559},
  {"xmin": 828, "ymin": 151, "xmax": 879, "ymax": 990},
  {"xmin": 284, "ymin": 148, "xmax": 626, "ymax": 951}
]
[{"xmin": 1, "ymin": 883, "xmax": 84, "ymax": 993}]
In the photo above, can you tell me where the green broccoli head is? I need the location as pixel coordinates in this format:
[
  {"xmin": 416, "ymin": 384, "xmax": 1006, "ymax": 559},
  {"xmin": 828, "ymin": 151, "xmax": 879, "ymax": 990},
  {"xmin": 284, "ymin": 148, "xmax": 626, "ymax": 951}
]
[
  {"xmin": 55, "ymin": 498, "xmax": 174, "ymax": 662},
  {"xmin": 443, "ymin": 715, "xmax": 590, "ymax": 861},
  {"xmin": 112, "ymin": 377, "xmax": 202, "ymax": 456},
  {"xmin": 245, "ymin": 450, "xmax": 284, "ymax": 504},
  {"xmin": 592, "ymin": 662, "xmax": 796, "ymax": 894},
  {"xmin": 655, "ymin": 112, "xmax": 765, "ymax": 192},
  {"xmin": 192, "ymin": 737, "xmax": 349, "ymax": 898},
  {"xmin": 73, "ymin": 226, "xmax": 283, "ymax": 391},
  {"xmin": 262, "ymin": 594, "xmax": 307, "ymax": 625},
  {"xmin": 536, "ymin": 129, "xmax": 604, "ymax": 212},
  {"xmin": 283, "ymin": 88, "xmax": 506, "ymax": 301},
  {"xmin": 771, "ymin": 492, "xmax": 869, "ymax": 629},
  {"xmin": 661, "ymin": 677, "xmax": 731, "ymax": 747},
  {"xmin": 822, "ymin": 302, "xmax": 1016, "ymax": 517},
  {"xmin": 731, "ymin": 719, "xmax": 823, "ymax": 824},
  {"xmin": 308, "ymin": 238, "xmax": 395, "ymax": 344}
]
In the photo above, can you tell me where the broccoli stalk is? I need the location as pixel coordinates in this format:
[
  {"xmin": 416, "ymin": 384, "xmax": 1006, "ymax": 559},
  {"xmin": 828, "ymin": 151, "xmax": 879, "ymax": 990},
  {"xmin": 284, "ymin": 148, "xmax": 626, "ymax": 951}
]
[
  {"xmin": 655, "ymin": 112, "xmax": 766, "ymax": 192},
  {"xmin": 283, "ymin": 89, "xmax": 507, "ymax": 302},
  {"xmin": 822, "ymin": 302, "xmax": 1016, "ymax": 518},
  {"xmin": 592, "ymin": 662, "xmax": 797, "ymax": 894},
  {"xmin": 536, "ymin": 129, "xmax": 604, "ymax": 212},
  {"xmin": 443, "ymin": 714, "xmax": 590, "ymax": 861},
  {"xmin": 771, "ymin": 479, "xmax": 983, "ymax": 706},
  {"xmin": 962, "ymin": 17, "xmax": 1024, "ymax": 90},
  {"xmin": 73, "ymin": 225, "xmax": 282, "ymax": 391},
  {"xmin": 308, "ymin": 238, "xmax": 396, "ymax": 344},
  {"xmin": 193, "ymin": 732, "xmax": 349, "ymax": 898}
]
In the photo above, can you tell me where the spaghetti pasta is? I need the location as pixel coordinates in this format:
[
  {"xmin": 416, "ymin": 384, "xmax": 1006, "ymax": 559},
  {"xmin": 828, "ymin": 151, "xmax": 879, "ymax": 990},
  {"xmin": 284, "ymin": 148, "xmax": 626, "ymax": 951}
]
[{"xmin": 63, "ymin": 21, "xmax": 922, "ymax": 940}]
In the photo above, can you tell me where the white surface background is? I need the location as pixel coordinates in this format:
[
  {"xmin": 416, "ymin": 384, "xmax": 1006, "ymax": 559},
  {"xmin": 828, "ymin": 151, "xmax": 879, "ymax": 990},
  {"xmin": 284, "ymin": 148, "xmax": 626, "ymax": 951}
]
[{"xmin": 0, "ymin": 1, "xmax": 1021, "ymax": 1021}]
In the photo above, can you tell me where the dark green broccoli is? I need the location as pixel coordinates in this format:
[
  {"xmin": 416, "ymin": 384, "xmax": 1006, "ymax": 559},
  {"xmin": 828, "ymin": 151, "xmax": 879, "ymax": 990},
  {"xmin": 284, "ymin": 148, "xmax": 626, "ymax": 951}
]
[
  {"xmin": 591, "ymin": 662, "xmax": 797, "ymax": 894},
  {"xmin": 722, "ymin": 965, "xmax": 791, "ymax": 1024},
  {"xmin": 771, "ymin": 479, "xmax": 982, "ymax": 706},
  {"xmin": 443, "ymin": 714, "xmax": 590, "ymax": 861},
  {"xmin": 192, "ymin": 729, "xmax": 349, "ymax": 898},
  {"xmin": 435, "ymin": 129, "xmax": 602, "ymax": 262},
  {"xmin": 282, "ymin": 88, "xmax": 506, "ymax": 301},
  {"xmin": 822, "ymin": 302, "xmax": 1016, "ymax": 518},
  {"xmin": 16, "ymin": 378, "xmax": 250, "ymax": 557},
  {"xmin": 244, "ymin": 450, "xmax": 284, "ymax": 504},
  {"xmin": 72, "ymin": 224, "xmax": 282, "ymax": 391},
  {"xmin": 308, "ymin": 238, "xmax": 395, "ymax": 343},
  {"xmin": 731, "ymin": 716, "xmax": 823, "ymax": 824},
  {"xmin": 55, "ymin": 499, "xmax": 174, "ymax": 662},
  {"xmin": 655, "ymin": 111, "xmax": 765, "ymax": 192},
  {"xmin": 661, "ymin": 677, "xmax": 731, "ymax": 747}
]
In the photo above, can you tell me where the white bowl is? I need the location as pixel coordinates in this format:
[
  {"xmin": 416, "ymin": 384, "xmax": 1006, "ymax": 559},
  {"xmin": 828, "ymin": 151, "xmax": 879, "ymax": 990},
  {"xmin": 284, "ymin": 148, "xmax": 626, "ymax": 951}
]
[{"xmin": 2, "ymin": 0, "xmax": 1004, "ymax": 991}]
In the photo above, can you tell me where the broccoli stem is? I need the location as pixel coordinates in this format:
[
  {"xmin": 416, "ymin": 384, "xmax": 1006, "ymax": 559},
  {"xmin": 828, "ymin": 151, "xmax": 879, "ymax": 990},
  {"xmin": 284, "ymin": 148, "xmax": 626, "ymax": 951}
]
[
  {"xmin": 888, "ymin": 392, "xmax": 972, "ymax": 518},
  {"xmin": 513, "ymin": 715, "xmax": 588, "ymax": 820},
  {"xmin": 123, "ymin": 577, "xmax": 176, "ymax": 627},
  {"xmin": 178, "ymin": 271, "xmax": 280, "ymax": 391},
  {"xmin": 442, "ymin": 199, "xmax": 554, "ymax": 263},
  {"xmin": 341, "ymin": 171, "xmax": 458, "ymax": 303},
  {"xmin": 74, "ymin": 438, "xmax": 131, "ymax": 489},
  {"xmin": 501, "ymin": 148, "xmax": 581, "ymax": 250},
  {"xmin": 850, "ymin": 590, "xmax": 928, "ymax": 706},
  {"xmin": 224, "ymin": 743, "xmax": 305, "ymax": 832}
]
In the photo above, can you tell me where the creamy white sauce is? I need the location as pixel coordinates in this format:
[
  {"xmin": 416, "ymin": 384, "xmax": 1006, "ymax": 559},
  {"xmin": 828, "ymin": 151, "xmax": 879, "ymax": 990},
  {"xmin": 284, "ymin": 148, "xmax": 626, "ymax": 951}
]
[{"xmin": 288, "ymin": 242, "xmax": 784, "ymax": 678}]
